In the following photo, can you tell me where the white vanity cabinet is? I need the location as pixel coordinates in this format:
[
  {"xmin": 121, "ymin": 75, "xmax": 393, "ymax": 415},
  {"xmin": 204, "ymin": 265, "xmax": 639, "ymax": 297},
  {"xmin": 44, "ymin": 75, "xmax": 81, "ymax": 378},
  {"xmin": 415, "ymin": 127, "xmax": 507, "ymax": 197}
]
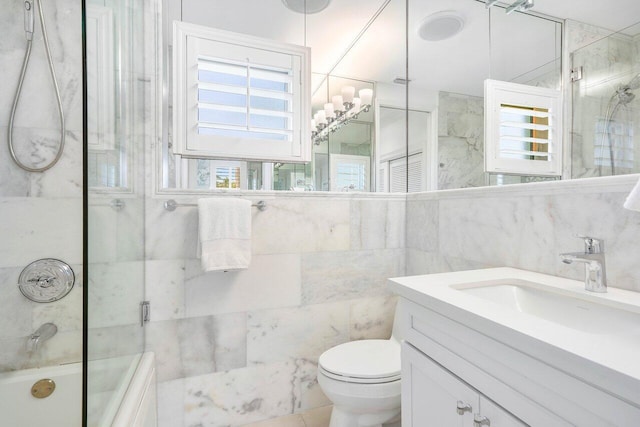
[
  {"xmin": 390, "ymin": 268, "xmax": 640, "ymax": 427},
  {"xmin": 403, "ymin": 341, "xmax": 528, "ymax": 427}
]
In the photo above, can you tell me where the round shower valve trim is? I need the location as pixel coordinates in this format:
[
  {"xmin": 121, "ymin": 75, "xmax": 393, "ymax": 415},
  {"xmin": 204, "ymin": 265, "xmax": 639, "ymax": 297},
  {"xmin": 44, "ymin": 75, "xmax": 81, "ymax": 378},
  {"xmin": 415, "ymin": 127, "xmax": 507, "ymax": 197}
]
[{"xmin": 18, "ymin": 259, "xmax": 75, "ymax": 303}]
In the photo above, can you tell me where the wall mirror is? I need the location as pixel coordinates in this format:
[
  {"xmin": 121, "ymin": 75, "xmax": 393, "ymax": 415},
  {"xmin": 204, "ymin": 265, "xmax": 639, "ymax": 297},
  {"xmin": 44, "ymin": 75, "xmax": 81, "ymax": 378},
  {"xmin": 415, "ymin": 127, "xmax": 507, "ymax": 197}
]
[
  {"xmin": 156, "ymin": 0, "xmax": 640, "ymax": 194},
  {"xmin": 158, "ymin": 0, "xmax": 569, "ymax": 193}
]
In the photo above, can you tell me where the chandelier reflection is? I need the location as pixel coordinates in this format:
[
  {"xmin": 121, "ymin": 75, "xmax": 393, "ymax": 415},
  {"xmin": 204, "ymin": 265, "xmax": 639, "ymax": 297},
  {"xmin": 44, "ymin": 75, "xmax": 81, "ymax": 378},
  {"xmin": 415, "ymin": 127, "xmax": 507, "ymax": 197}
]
[{"xmin": 311, "ymin": 86, "xmax": 373, "ymax": 145}]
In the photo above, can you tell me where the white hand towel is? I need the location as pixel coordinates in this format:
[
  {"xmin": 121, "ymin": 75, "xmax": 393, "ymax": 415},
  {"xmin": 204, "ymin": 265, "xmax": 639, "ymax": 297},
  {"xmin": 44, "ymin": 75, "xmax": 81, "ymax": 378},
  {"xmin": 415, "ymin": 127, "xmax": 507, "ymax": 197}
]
[
  {"xmin": 624, "ymin": 177, "xmax": 640, "ymax": 212},
  {"xmin": 198, "ymin": 198, "xmax": 252, "ymax": 271}
]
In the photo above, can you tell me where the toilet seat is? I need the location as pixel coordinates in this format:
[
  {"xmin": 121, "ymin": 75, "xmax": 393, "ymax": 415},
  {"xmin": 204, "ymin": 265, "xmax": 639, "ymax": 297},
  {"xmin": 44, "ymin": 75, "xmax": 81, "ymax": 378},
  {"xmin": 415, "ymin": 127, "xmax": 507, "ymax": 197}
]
[{"xmin": 318, "ymin": 339, "xmax": 401, "ymax": 384}]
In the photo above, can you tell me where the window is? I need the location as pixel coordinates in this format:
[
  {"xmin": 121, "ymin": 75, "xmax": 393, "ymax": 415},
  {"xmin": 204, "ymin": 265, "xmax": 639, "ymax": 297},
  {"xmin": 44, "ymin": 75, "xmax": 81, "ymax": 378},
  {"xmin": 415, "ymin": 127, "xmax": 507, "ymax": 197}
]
[
  {"xmin": 173, "ymin": 22, "xmax": 311, "ymax": 162},
  {"xmin": 484, "ymin": 79, "xmax": 562, "ymax": 176},
  {"xmin": 330, "ymin": 155, "xmax": 370, "ymax": 192},
  {"xmin": 187, "ymin": 159, "xmax": 246, "ymax": 190},
  {"xmin": 594, "ymin": 118, "xmax": 634, "ymax": 169}
]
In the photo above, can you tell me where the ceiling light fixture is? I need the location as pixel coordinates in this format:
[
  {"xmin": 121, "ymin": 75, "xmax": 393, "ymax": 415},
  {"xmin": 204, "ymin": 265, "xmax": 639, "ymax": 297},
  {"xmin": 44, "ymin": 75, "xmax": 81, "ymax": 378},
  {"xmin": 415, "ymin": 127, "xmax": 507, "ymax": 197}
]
[
  {"xmin": 417, "ymin": 11, "xmax": 465, "ymax": 42},
  {"xmin": 281, "ymin": 0, "xmax": 331, "ymax": 14}
]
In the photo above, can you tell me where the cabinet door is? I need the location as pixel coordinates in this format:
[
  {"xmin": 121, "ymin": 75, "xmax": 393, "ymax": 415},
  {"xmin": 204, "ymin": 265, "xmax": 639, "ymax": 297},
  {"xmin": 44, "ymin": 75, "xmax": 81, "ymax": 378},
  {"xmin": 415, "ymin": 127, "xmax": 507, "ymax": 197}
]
[
  {"xmin": 402, "ymin": 342, "xmax": 478, "ymax": 427},
  {"xmin": 479, "ymin": 396, "xmax": 529, "ymax": 427}
]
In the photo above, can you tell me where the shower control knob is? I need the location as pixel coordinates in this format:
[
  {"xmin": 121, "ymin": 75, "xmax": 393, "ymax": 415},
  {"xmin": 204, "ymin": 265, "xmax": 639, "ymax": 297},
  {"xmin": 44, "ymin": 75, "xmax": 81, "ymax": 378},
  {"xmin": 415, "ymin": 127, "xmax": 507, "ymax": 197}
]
[{"xmin": 18, "ymin": 259, "xmax": 75, "ymax": 303}]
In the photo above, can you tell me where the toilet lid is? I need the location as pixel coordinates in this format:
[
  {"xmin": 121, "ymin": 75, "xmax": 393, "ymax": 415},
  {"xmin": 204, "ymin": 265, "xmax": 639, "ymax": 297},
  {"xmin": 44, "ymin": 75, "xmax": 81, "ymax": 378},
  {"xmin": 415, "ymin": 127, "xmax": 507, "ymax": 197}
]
[{"xmin": 318, "ymin": 339, "xmax": 401, "ymax": 381}]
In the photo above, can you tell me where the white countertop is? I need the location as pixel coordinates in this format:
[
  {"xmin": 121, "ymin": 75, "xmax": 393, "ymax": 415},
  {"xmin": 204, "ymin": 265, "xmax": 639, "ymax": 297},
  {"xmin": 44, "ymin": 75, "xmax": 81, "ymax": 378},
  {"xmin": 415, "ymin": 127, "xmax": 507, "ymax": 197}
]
[{"xmin": 389, "ymin": 267, "xmax": 640, "ymax": 407}]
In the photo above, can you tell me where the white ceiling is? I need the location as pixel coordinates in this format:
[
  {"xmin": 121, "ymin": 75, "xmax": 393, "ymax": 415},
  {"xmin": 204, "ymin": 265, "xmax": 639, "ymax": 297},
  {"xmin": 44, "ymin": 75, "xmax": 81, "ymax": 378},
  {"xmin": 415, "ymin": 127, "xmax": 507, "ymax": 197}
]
[{"xmin": 532, "ymin": 0, "xmax": 640, "ymax": 33}]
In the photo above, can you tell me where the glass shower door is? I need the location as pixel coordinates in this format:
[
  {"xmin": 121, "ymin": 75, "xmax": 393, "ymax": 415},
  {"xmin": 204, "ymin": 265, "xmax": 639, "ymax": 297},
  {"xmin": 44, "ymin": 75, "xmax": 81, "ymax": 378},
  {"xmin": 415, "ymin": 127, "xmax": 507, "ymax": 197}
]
[
  {"xmin": 571, "ymin": 22, "xmax": 640, "ymax": 179},
  {"xmin": 85, "ymin": 0, "xmax": 152, "ymax": 424}
]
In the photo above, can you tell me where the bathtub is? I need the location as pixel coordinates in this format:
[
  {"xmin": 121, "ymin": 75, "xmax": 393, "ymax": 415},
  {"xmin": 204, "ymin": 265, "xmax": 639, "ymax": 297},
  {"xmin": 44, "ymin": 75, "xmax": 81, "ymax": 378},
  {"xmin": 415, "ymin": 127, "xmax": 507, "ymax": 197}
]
[
  {"xmin": 0, "ymin": 362, "xmax": 82, "ymax": 427},
  {"xmin": 0, "ymin": 352, "xmax": 156, "ymax": 427}
]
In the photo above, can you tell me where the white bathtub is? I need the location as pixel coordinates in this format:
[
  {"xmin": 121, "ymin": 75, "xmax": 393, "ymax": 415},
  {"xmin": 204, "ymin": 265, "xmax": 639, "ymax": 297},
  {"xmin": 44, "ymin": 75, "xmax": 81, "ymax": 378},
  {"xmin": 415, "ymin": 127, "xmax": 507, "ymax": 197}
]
[
  {"xmin": 0, "ymin": 362, "xmax": 82, "ymax": 427},
  {"xmin": 0, "ymin": 352, "xmax": 156, "ymax": 427}
]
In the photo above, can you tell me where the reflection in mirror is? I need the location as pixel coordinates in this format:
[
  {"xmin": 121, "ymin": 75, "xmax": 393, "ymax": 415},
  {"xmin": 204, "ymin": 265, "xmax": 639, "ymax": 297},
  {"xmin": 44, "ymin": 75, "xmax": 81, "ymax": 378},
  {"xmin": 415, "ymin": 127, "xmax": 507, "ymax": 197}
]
[
  {"xmin": 571, "ymin": 21, "xmax": 640, "ymax": 179},
  {"xmin": 161, "ymin": 0, "xmax": 407, "ymax": 192},
  {"xmin": 87, "ymin": 0, "xmax": 139, "ymax": 190},
  {"xmin": 408, "ymin": 0, "xmax": 562, "ymax": 190}
]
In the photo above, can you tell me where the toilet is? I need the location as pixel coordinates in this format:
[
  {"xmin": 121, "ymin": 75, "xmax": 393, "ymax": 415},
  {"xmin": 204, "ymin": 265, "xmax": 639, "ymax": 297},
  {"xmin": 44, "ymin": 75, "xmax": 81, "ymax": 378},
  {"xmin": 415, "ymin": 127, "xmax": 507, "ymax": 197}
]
[{"xmin": 317, "ymin": 300, "xmax": 405, "ymax": 427}]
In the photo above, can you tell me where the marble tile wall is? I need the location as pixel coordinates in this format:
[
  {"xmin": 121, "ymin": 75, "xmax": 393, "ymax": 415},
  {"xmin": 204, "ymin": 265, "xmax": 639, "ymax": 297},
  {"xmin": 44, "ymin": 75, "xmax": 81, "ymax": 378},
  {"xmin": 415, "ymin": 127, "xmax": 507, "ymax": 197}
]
[
  {"xmin": 0, "ymin": 0, "xmax": 83, "ymax": 372},
  {"xmin": 437, "ymin": 91, "xmax": 486, "ymax": 190},
  {"xmin": 145, "ymin": 194, "xmax": 405, "ymax": 427},
  {"xmin": 406, "ymin": 179, "xmax": 640, "ymax": 294}
]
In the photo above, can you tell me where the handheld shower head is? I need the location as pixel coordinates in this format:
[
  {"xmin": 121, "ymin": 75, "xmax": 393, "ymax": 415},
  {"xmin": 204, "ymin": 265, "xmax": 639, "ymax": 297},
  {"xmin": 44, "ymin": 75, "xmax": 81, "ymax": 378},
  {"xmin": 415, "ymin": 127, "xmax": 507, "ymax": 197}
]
[{"xmin": 24, "ymin": 0, "xmax": 34, "ymax": 41}]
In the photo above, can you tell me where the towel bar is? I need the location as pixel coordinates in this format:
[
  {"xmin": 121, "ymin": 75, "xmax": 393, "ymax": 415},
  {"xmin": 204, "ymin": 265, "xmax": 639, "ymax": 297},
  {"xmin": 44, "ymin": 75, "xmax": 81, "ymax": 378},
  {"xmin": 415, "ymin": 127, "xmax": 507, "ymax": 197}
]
[{"xmin": 163, "ymin": 199, "xmax": 266, "ymax": 212}]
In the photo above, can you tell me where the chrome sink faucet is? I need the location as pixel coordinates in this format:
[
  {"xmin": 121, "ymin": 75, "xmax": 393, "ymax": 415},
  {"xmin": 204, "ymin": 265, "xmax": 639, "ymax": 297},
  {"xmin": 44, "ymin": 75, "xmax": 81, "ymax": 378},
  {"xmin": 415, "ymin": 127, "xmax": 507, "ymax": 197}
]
[{"xmin": 560, "ymin": 236, "xmax": 607, "ymax": 293}]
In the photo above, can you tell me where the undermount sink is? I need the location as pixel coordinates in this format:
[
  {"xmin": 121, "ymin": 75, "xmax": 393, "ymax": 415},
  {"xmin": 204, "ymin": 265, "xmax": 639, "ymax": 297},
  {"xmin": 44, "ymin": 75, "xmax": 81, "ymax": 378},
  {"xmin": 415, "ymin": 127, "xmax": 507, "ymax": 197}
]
[{"xmin": 453, "ymin": 279, "xmax": 640, "ymax": 335}]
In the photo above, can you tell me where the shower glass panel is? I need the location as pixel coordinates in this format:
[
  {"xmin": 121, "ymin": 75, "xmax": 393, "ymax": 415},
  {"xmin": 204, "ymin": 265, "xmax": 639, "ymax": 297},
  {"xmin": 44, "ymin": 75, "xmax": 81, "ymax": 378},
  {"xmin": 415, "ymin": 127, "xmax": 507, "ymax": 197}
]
[
  {"xmin": 571, "ymin": 22, "xmax": 640, "ymax": 179},
  {"xmin": 85, "ymin": 0, "xmax": 152, "ymax": 424}
]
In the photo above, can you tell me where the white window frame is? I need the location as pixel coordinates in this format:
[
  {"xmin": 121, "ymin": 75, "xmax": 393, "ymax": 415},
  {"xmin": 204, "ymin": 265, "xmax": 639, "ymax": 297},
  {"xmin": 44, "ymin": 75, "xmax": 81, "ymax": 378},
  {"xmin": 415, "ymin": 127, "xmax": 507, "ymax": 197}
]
[
  {"xmin": 172, "ymin": 21, "xmax": 311, "ymax": 163},
  {"xmin": 485, "ymin": 79, "xmax": 562, "ymax": 177}
]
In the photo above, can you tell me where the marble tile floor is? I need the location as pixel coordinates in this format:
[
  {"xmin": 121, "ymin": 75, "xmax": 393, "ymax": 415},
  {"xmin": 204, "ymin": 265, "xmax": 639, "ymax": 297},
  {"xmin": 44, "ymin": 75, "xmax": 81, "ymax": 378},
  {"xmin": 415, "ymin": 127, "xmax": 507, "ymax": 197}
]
[
  {"xmin": 242, "ymin": 406, "xmax": 401, "ymax": 427},
  {"xmin": 243, "ymin": 405, "xmax": 332, "ymax": 427}
]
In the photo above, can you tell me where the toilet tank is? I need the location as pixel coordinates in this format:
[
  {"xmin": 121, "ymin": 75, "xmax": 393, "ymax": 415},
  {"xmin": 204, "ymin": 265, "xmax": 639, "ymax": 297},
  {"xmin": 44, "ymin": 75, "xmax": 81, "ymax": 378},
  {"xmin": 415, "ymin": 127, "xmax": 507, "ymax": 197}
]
[{"xmin": 390, "ymin": 298, "xmax": 409, "ymax": 344}]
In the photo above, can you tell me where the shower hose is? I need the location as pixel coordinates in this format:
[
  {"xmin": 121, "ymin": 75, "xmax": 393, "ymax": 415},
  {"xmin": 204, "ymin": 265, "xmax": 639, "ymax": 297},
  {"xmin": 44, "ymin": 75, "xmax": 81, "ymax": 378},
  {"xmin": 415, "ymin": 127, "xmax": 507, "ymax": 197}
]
[{"xmin": 8, "ymin": 0, "xmax": 65, "ymax": 172}]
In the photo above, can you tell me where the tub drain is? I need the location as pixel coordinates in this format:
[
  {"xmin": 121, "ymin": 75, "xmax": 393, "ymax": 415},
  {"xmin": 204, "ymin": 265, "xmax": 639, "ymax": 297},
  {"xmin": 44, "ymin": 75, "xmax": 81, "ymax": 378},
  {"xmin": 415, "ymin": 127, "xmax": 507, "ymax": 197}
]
[{"xmin": 31, "ymin": 378, "xmax": 56, "ymax": 398}]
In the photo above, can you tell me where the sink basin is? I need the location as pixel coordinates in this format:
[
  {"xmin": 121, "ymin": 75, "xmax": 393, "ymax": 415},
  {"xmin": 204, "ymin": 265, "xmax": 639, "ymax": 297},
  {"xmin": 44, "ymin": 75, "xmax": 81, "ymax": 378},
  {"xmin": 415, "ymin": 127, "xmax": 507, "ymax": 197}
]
[{"xmin": 453, "ymin": 279, "xmax": 640, "ymax": 335}]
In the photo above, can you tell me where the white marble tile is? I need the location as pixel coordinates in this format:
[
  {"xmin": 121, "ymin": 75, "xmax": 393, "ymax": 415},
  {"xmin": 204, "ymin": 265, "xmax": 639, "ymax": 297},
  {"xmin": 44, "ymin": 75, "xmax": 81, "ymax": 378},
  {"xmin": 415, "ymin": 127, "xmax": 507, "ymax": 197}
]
[
  {"xmin": 0, "ymin": 197, "xmax": 82, "ymax": 268},
  {"xmin": 145, "ymin": 199, "xmax": 199, "ymax": 260},
  {"xmin": 29, "ymin": 131, "xmax": 83, "ymax": 197},
  {"xmin": 406, "ymin": 199, "xmax": 438, "ymax": 252},
  {"xmin": 87, "ymin": 261, "xmax": 144, "ymax": 328},
  {"xmin": 116, "ymin": 197, "xmax": 145, "ymax": 262},
  {"xmin": 87, "ymin": 324, "xmax": 143, "ymax": 361},
  {"xmin": 0, "ymin": 0, "xmax": 82, "ymax": 132},
  {"xmin": 183, "ymin": 362, "xmax": 297, "ymax": 427},
  {"xmin": 157, "ymin": 378, "xmax": 186, "ymax": 427},
  {"xmin": 349, "ymin": 296, "xmax": 398, "ymax": 341},
  {"xmin": 88, "ymin": 204, "xmax": 118, "ymax": 264},
  {"xmin": 301, "ymin": 249, "xmax": 404, "ymax": 305},
  {"xmin": 185, "ymin": 254, "xmax": 301, "ymax": 318},
  {"xmin": 350, "ymin": 199, "xmax": 405, "ymax": 250},
  {"xmin": 438, "ymin": 195, "xmax": 557, "ymax": 273},
  {"xmin": 145, "ymin": 259, "xmax": 186, "ymax": 321},
  {"xmin": 438, "ymin": 136, "xmax": 485, "ymax": 190},
  {"xmin": 0, "ymin": 129, "xmax": 31, "ymax": 197},
  {"xmin": 247, "ymin": 301, "xmax": 350, "ymax": 365},
  {"xmin": 292, "ymin": 359, "xmax": 331, "ymax": 414},
  {"xmin": 0, "ymin": 267, "xmax": 33, "ymax": 339},
  {"xmin": 36, "ymin": 329, "xmax": 82, "ymax": 368},
  {"xmin": 32, "ymin": 283, "xmax": 83, "ymax": 333},
  {"xmin": 252, "ymin": 197, "xmax": 351, "ymax": 254},
  {"xmin": 146, "ymin": 312, "xmax": 246, "ymax": 382},
  {"xmin": 405, "ymin": 248, "xmax": 488, "ymax": 276}
]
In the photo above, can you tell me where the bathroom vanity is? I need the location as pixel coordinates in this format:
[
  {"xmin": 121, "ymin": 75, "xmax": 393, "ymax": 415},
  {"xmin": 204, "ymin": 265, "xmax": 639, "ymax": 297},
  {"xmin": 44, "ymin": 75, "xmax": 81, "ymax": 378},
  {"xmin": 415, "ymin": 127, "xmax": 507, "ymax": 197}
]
[{"xmin": 389, "ymin": 268, "xmax": 640, "ymax": 427}]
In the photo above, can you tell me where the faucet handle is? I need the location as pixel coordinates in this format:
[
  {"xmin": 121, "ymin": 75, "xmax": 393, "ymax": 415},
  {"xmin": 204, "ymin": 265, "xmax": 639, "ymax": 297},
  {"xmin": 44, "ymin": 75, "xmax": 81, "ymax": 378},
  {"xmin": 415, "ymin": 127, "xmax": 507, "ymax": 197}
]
[{"xmin": 576, "ymin": 235, "xmax": 604, "ymax": 253}]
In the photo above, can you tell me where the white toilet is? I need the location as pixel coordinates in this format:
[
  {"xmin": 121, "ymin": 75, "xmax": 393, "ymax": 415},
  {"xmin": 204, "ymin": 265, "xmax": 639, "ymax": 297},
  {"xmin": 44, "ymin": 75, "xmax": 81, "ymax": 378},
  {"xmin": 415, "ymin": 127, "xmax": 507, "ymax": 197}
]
[{"xmin": 317, "ymin": 300, "xmax": 405, "ymax": 427}]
